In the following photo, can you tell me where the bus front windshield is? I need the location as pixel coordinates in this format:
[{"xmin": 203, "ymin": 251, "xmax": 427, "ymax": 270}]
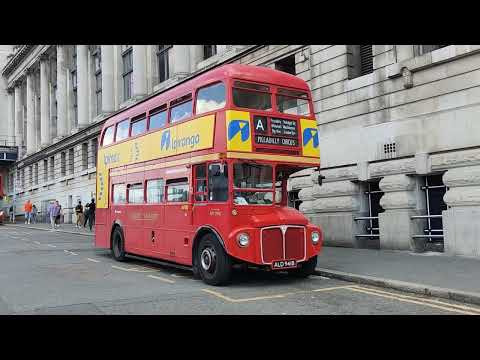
[{"xmin": 233, "ymin": 163, "xmax": 281, "ymax": 205}]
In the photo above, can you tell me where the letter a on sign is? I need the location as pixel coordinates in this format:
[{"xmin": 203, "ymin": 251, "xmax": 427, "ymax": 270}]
[{"xmin": 254, "ymin": 116, "xmax": 267, "ymax": 134}]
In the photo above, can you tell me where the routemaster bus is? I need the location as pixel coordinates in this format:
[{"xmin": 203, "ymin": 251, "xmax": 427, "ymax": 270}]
[{"xmin": 95, "ymin": 63, "xmax": 323, "ymax": 285}]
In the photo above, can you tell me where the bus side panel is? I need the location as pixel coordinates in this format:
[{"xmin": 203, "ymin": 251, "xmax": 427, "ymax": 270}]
[{"xmin": 95, "ymin": 208, "xmax": 110, "ymax": 249}]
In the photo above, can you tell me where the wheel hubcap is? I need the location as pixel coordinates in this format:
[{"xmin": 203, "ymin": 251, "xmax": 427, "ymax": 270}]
[{"xmin": 201, "ymin": 247, "xmax": 216, "ymax": 273}]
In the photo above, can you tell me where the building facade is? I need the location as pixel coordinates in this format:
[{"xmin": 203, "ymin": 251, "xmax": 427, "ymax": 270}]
[{"xmin": 2, "ymin": 45, "xmax": 480, "ymax": 258}]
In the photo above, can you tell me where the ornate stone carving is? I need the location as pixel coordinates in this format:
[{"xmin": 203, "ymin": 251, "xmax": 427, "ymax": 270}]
[
  {"xmin": 310, "ymin": 181, "xmax": 360, "ymax": 199},
  {"xmin": 379, "ymin": 174, "xmax": 416, "ymax": 192},
  {"xmin": 370, "ymin": 158, "xmax": 416, "ymax": 177},
  {"xmin": 443, "ymin": 165, "xmax": 480, "ymax": 188},
  {"xmin": 431, "ymin": 148, "xmax": 480, "ymax": 170},
  {"xmin": 314, "ymin": 166, "xmax": 358, "ymax": 183},
  {"xmin": 401, "ymin": 67, "xmax": 413, "ymax": 89},
  {"xmin": 380, "ymin": 191, "xmax": 417, "ymax": 210}
]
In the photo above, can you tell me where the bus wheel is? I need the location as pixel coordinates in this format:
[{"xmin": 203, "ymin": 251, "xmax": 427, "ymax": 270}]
[
  {"xmin": 111, "ymin": 227, "xmax": 126, "ymax": 262},
  {"xmin": 197, "ymin": 234, "xmax": 232, "ymax": 286},
  {"xmin": 289, "ymin": 256, "xmax": 317, "ymax": 278}
]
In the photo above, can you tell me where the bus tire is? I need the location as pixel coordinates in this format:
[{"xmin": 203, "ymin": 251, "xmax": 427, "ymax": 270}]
[
  {"xmin": 289, "ymin": 256, "xmax": 317, "ymax": 278},
  {"xmin": 111, "ymin": 226, "xmax": 126, "ymax": 262},
  {"xmin": 197, "ymin": 233, "xmax": 232, "ymax": 286}
]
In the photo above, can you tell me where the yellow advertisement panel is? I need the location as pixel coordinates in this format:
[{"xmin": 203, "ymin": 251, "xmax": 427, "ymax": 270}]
[
  {"xmin": 300, "ymin": 118, "xmax": 320, "ymax": 158},
  {"xmin": 97, "ymin": 115, "xmax": 215, "ymax": 208},
  {"xmin": 225, "ymin": 110, "xmax": 252, "ymax": 153}
]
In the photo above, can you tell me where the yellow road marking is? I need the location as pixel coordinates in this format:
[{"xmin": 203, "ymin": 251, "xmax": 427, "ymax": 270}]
[
  {"xmin": 87, "ymin": 258, "xmax": 100, "ymax": 263},
  {"xmin": 347, "ymin": 286, "xmax": 478, "ymax": 315},
  {"xmin": 202, "ymin": 285, "xmax": 356, "ymax": 303},
  {"xmin": 350, "ymin": 286, "xmax": 480, "ymax": 314},
  {"xmin": 147, "ymin": 275, "xmax": 176, "ymax": 284}
]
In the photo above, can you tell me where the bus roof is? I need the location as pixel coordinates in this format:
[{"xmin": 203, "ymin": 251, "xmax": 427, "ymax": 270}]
[{"xmin": 103, "ymin": 64, "xmax": 310, "ymax": 129}]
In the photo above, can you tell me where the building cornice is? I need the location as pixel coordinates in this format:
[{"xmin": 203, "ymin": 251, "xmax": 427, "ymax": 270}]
[{"xmin": 2, "ymin": 45, "xmax": 36, "ymax": 77}]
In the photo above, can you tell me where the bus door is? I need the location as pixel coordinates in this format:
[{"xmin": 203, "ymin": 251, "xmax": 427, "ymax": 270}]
[
  {"xmin": 143, "ymin": 174, "xmax": 166, "ymax": 258},
  {"xmin": 110, "ymin": 171, "xmax": 129, "ymax": 250},
  {"xmin": 164, "ymin": 172, "xmax": 193, "ymax": 263},
  {"xmin": 192, "ymin": 162, "xmax": 229, "ymax": 232},
  {"xmin": 125, "ymin": 171, "xmax": 145, "ymax": 254}
]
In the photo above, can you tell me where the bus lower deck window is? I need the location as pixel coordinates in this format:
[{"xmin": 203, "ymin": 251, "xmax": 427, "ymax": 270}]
[{"xmin": 167, "ymin": 178, "xmax": 189, "ymax": 202}]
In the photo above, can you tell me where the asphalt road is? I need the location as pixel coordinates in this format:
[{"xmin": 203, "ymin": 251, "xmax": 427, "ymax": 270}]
[{"xmin": 1, "ymin": 225, "xmax": 479, "ymax": 315}]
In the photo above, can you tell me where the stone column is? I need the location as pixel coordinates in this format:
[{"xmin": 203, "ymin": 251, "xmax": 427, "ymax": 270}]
[
  {"xmin": 7, "ymin": 88, "xmax": 15, "ymax": 146},
  {"xmin": 379, "ymin": 174, "xmax": 424, "ymax": 251},
  {"xmin": 56, "ymin": 45, "xmax": 68, "ymax": 139},
  {"xmin": 298, "ymin": 169, "xmax": 364, "ymax": 248},
  {"xmin": 76, "ymin": 45, "xmax": 89, "ymax": 129},
  {"xmin": 217, "ymin": 45, "xmax": 228, "ymax": 54},
  {"xmin": 101, "ymin": 45, "xmax": 115, "ymax": 113},
  {"xmin": 26, "ymin": 70, "xmax": 36, "ymax": 155},
  {"xmin": 172, "ymin": 45, "xmax": 190, "ymax": 79},
  {"xmin": 132, "ymin": 45, "xmax": 147, "ymax": 99},
  {"xmin": 40, "ymin": 55, "xmax": 51, "ymax": 148},
  {"xmin": 14, "ymin": 81, "xmax": 23, "ymax": 153},
  {"xmin": 443, "ymin": 166, "xmax": 480, "ymax": 257}
]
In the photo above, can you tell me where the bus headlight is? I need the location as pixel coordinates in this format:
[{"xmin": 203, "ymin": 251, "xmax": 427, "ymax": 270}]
[
  {"xmin": 237, "ymin": 233, "xmax": 250, "ymax": 247},
  {"xmin": 311, "ymin": 232, "xmax": 320, "ymax": 245}
]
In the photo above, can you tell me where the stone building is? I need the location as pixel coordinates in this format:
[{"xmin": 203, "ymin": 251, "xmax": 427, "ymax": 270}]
[{"xmin": 1, "ymin": 45, "xmax": 479, "ymax": 258}]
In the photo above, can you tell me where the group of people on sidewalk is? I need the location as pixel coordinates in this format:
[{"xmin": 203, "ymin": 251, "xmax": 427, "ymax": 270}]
[
  {"xmin": 20, "ymin": 200, "xmax": 38, "ymax": 224},
  {"xmin": 74, "ymin": 199, "xmax": 96, "ymax": 231},
  {"xmin": 12, "ymin": 198, "xmax": 95, "ymax": 231}
]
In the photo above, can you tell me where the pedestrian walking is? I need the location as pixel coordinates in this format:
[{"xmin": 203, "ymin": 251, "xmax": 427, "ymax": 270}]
[
  {"xmin": 31, "ymin": 205, "xmax": 38, "ymax": 224},
  {"xmin": 24, "ymin": 200, "xmax": 32, "ymax": 224},
  {"xmin": 83, "ymin": 202, "xmax": 90, "ymax": 228},
  {"xmin": 75, "ymin": 200, "xmax": 84, "ymax": 228},
  {"xmin": 47, "ymin": 201, "xmax": 58, "ymax": 230},
  {"xmin": 9, "ymin": 205, "xmax": 14, "ymax": 223},
  {"xmin": 55, "ymin": 201, "xmax": 62, "ymax": 228},
  {"xmin": 88, "ymin": 198, "xmax": 95, "ymax": 231}
]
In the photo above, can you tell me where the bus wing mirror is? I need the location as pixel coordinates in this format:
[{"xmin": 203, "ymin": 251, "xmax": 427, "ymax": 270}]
[{"xmin": 318, "ymin": 174, "xmax": 325, "ymax": 186}]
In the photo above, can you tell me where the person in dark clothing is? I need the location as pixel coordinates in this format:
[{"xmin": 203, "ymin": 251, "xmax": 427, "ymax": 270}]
[
  {"xmin": 83, "ymin": 203, "xmax": 90, "ymax": 228},
  {"xmin": 84, "ymin": 199, "xmax": 96, "ymax": 231}
]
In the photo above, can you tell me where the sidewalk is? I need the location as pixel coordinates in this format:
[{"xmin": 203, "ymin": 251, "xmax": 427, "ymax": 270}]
[
  {"xmin": 316, "ymin": 246, "xmax": 480, "ymax": 305},
  {"xmin": 5, "ymin": 222, "xmax": 94, "ymax": 236}
]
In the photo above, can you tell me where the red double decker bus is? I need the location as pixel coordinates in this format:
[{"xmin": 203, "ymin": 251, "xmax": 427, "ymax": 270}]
[{"xmin": 95, "ymin": 64, "xmax": 323, "ymax": 285}]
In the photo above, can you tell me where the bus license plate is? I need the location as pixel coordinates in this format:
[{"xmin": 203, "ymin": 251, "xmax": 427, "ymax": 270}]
[{"xmin": 271, "ymin": 260, "xmax": 297, "ymax": 270}]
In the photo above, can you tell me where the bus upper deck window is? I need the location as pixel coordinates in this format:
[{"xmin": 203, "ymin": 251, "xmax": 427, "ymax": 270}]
[
  {"xmin": 115, "ymin": 119, "xmax": 130, "ymax": 142},
  {"xmin": 196, "ymin": 82, "xmax": 226, "ymax": 115},
  {"xmin": 276, "ymin": 88, "xmax": 310, "ymax": 116},
  {"xmin": 102, "ymin": 126, "xmax": 115, "ymax": 146},
  {"xmin": 232, "ymin": 81, "xmax": 272, "ymax": 111},
  {"xmin": 170, "ymin": 95, "xmax": 193, "ymax": 123},
  {"xmin": 130, "ymin": 116, "xmax": 146, "ymax": 137},
  {"xmin": 149, "ymin": 107, "xmax": 167, "ymax": 130}
]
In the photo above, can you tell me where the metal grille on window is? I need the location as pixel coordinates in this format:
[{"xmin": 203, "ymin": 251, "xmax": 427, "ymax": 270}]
[
  {"xmin": 157, "ymin": 45, "xmax": 172, "ymax": 84},
  {"xmin": 93, "ymin": 45, "xmax": 102, "ymax": 115},
  {"xmin": 360, "ymin": 45, "xmax": 373, "ymax": 76},
  {"xmin": 411, "ymin": 174, "xmax": 448, "ymax": 250},
  {"xmin": 122, "ymin": 46, "xmax": 132, "ymax": 101},
  {"xmin": 288, "ymin": 189, "xmax": 302, "ymax": 210},
  {"xmin": 203, "ymin": 45, "xmax": 217, "ymax": 60},
  {"xmin": 355, "ymin": 180, "xmax": 384, "ymax": 248},
  {"xmin": 71, "ymin": 46, "xmax": 78, "ymax": 127}
]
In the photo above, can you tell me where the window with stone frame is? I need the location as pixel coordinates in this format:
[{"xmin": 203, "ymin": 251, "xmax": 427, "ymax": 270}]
[
  {"xmin": 34, "ymin": 163, "xmax": 38, "ymax": 185},
  {"xmin": 49, "ymin": 156, "xmax": 55, "ymax": 180},
  {"xmin": 92, "ymin": 45, "xmax": 102, "ymax": 115},
  {"xmin": 50, "ymin": 56, "xmax": 58, "ymax": 138},
  {"xmin": 71, "ymin": 46, "xmax": 78, "ymax": 127},
  {"xmin": 347, "ymin": 45, "xmax": 373, "ymax": 79},
  {"xmin": 414, "ymin": 45, "xmax": 449, "ymax": 57},
  {"xmin": 122, "ymin": 45, "xmax": 133, "ymax": 101},
  {"xmin": 69, "ymin": 148, "xmax": 74, "ymax": 174},
  {"xmin": 61, "ymin": 152, "xmax": 66, "ymax": 177},
  {"xmin": 203, "ymin": 45, "xmax": 217, "ymax": 60},
  {"xmin": 91, "ymin": 138, "xmax": 98, "ymax": 168},
  {"xmin": 82, "ymin": 142, "xmax": 88, "ymax": 170},
  {"xmin": 275, "ymin": 54, "xmax": 296, "ymax": 75},
  {"xmin": 29, "ymin": 166, "xmax": 33, "ymax": 188},
  {"xmin": 157, "ymin": 45, "xmax": 172, "ymax": 84},
  {"xmin": 43, "ymin": 159, "xmax": 48, "ymax": 182}
]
